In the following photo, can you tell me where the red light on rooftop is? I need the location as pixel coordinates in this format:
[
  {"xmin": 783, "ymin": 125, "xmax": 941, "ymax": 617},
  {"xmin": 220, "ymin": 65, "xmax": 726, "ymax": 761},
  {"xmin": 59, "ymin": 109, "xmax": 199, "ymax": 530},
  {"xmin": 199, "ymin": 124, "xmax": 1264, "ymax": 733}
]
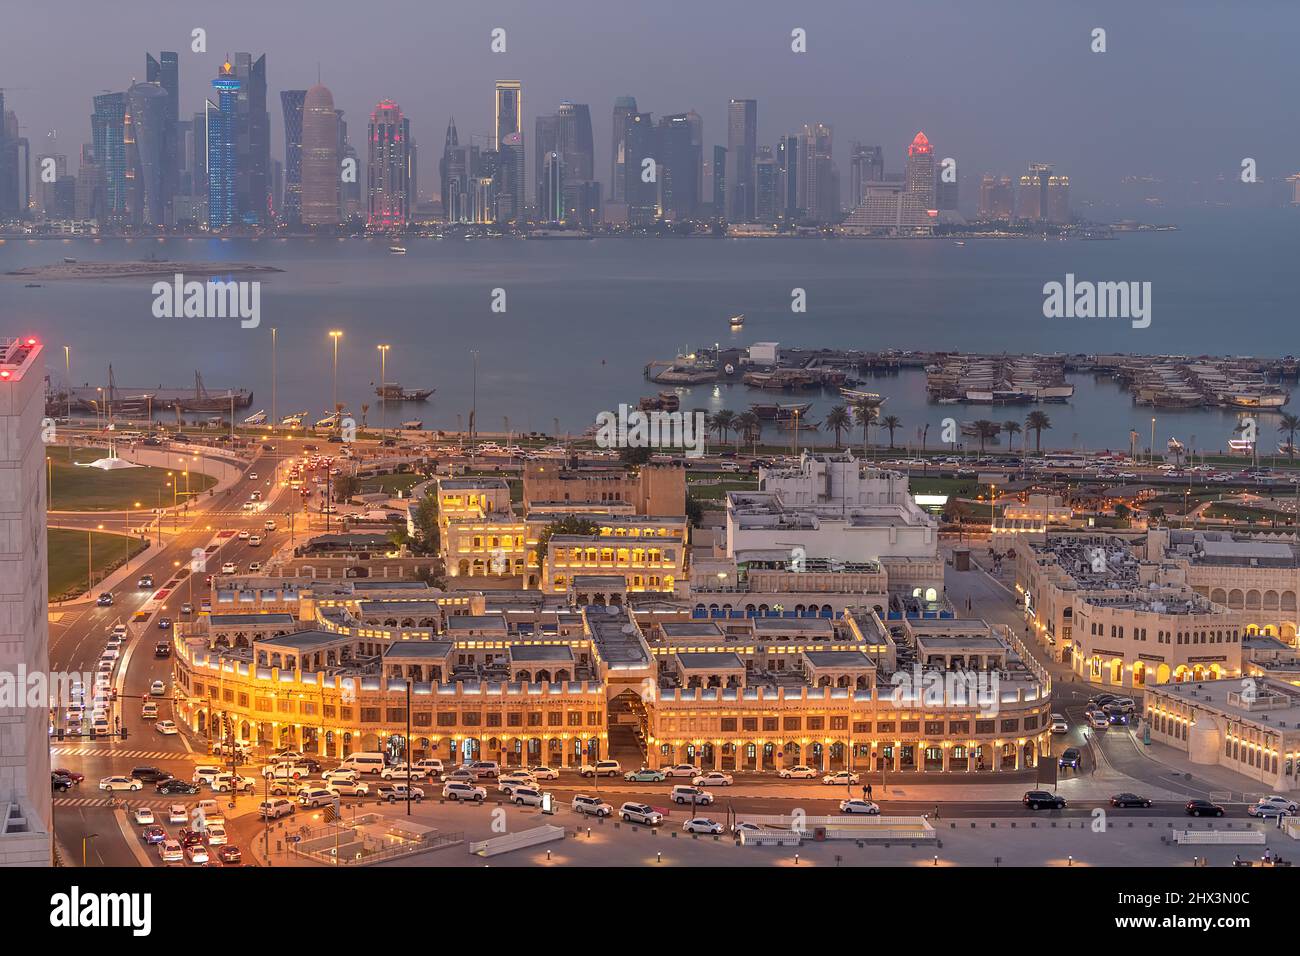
[
  {"xmin": 25, "ymin": 337, "xmax": 36, "ymax": 346},
  {"xmin": 0, "ymin": 370, "xmax": 11, "ymax": 379},
  {"xmin": 908, "ymin": 131, "xmax": 933, "ymax": 156}
]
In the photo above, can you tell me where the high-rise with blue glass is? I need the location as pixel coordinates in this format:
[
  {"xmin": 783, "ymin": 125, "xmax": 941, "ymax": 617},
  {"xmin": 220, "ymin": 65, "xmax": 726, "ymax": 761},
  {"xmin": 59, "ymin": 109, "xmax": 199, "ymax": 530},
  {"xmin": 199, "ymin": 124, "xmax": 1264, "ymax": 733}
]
[
  {"xmin": 207, "ymin": 62, "xmax": 240, "ymax": 229},
  {"xmin": 91, "ymin": 92, "xmax": 128, "ymax": 228}
]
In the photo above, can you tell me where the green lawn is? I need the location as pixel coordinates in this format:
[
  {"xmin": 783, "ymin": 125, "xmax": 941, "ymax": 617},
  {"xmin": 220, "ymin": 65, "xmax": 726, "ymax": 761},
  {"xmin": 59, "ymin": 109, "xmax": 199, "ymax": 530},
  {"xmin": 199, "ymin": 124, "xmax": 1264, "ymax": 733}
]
[
  {"xmin": 48, "ymin": 446, "xmax": 216, "ymax": 511},
  {"xmin": 686, "ymin": 478, "xmax": 761, "ymax": 501},
  {"xmin": 48, "ymin": 528, "xmax": 148, "ymax": 601}
]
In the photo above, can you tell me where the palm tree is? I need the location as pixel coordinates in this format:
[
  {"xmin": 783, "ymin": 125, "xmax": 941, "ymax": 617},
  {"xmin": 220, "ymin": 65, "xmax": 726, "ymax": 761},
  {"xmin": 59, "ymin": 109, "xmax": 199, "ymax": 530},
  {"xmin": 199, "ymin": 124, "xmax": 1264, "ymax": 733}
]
[
  {"xmin": 972, "ymin": 419, "xmax": 999, "ymax": 457},
  {"xmin": 734, "ymin": 410, "xmax": 761, "ymax": 453},
  {"xmin": 880, "ymin": 414, "xmax": 902, "ymax": 449},
  {"xmin": 711, "ymin": 409, "xmax": 736, "ymax": 445},
  {"xmin": 1002, "ymin": 419, "xmax": 1021, "ymax": 454},
  {"xmin": 1025, "ymin": 411, "xmax": 1052, "ymax": 453},
  {"xmin": 360, "ymin": 403, "xmax": 370, "ymax": 430},
  {"xmin": 853, "ymin": 401, "xmax": 878, "ymax": 456},
  {"xmin": 825, "ymin": 404, "xmax": 851, "ymax": 449},
  {"xmin": 1280, "ymin": 413, "xmax": 1300, "ymax": 460}
]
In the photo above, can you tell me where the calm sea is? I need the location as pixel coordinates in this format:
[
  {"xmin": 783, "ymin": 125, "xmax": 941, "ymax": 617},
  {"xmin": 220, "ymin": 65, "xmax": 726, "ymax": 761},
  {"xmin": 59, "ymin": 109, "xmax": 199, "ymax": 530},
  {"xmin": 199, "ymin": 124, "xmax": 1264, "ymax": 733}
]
[{"xmin": 2, "ymin": 207, "xmax": 1296, "ymax": 452}]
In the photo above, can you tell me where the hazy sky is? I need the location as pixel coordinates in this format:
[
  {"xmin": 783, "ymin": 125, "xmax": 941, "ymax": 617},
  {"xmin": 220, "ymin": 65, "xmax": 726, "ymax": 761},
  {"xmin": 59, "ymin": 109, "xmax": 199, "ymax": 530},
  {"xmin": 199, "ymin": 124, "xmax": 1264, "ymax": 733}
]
[{"xmin": 10, "ymin": 0, "xmax": 1299, "ymax": 203}]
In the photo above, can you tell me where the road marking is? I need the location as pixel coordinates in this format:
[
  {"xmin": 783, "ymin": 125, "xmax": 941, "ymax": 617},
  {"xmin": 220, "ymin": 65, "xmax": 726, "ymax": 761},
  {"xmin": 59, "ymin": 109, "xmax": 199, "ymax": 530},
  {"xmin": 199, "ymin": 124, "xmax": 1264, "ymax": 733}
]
[{"xmin": 52, "ymin": 747, "xmax": 197, "ymax": 760}]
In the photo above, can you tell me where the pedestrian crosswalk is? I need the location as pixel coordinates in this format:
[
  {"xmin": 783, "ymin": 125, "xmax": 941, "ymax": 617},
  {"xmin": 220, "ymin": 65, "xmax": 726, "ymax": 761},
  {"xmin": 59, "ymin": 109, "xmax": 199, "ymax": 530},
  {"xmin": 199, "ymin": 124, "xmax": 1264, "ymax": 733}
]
[
  {"xmin": 54, "ymin": 796, "xmax": 183, "ymax": 810},
  {"xmin": 51, "ymin": 747, "xmax": 194, "ymax": 761}
]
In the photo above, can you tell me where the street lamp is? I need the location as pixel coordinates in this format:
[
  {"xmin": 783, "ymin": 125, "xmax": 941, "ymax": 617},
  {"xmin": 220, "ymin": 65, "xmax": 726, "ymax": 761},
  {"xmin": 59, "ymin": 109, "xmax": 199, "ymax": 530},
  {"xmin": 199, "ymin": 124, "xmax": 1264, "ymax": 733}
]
[
  {"xmin": 329, "ymin": 331, "xmax": 343, "ymax": 411},
  {"xmin": 377, "ymin": 344, "xmax": 390, "ymax": 433}
]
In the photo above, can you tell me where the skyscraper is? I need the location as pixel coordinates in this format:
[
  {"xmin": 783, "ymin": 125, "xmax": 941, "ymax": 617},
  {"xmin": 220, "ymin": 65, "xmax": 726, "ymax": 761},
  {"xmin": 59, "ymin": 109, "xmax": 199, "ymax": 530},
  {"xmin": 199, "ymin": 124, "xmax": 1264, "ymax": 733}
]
[
  {"xmin": 300, "ymin": 84, "xmax": 339, "ymax": 226},
  {"xmin": 726, "ymin": 99, "xmax": 757, "ymax": 222},
  {"xmin": 439, "ymin": 117, "xmax": 460, "ymax": 220},
  {"xmin": 497, "ymin": 131, "xmax": 524, "ymax": 223},
  {"xmin": 0, "ymin": 336, "xmax": 50, "ymax": 867},
  {"xmin": 539, "ymin": 150, "xmax": 564, "ymax": 222},
  {"xmin": 610, "ymin": 96, "xmax": 637, "ymax": 203},
  {"xmin": 91, "ymin": 92, "xmax": 128, "ymax": 227},
  {"xmin": 623, "ymin": 111, "xmax": 656, "ymax": 225},
  {"xmin": 534, "ymin": 113, "xmax": 560, "ymax": 215},
  {"xmin": 712, "ymin": 144, "xmax": 727, "ymax": 214},
  {"xmin": 280, "ymin": 90, "xmax": 306, "ymax": 223},
  {"xmin": 978, "ymin": 174, "xmax": 1014, "ymax": 219},
  {"xmin": 755, "ymin": 151, "xmax": 780, "ymax": 222},
  {"xmin": 655, "ymin": 113, "xmax": 700, "ymax": 218},
  {"xmin": 207, "ymin": 62, "xmax": 240, "ymax": 229},
  {"xmin": 1046, "ymin": 174, "xmax": 1071, "ymax": 224},
  {"xmin": 366, "ymin": 99, "xmax": 410, "ymax": 230},
  {"xmin": 777, "ymin": 135, "xmax": 798, "ymax": 221},
  {"xmin": 229, "ymin": 53, "xmax": 270, "ymax": 225},
  {"xmin": 126, "ymin": 81, "xmax": 169, "ymax": 226},
  {"xmin": 1017, "ymin": 163, "xmax": 1052, "ymax": 221},
  {"xmin": 494, "ymin": 80, "xmax": 522, "ymax": 151},
  {"xmin": 556, "ymin": 102, "xmax": 594, "ymax": 183},
  {"xmin": 798, "ymin": 123, "xmax": 837, "ymax": 223},
  {"xmin": 905, "ymin": 131, "xmax": 935, "ymax": 209},
  {"xmin": 145, "ymin": 52, "xmax": 179, "ymax": 221},
  {"xmin": 849, "ymin": 143, "xmax": 884, "ymax": 207}
]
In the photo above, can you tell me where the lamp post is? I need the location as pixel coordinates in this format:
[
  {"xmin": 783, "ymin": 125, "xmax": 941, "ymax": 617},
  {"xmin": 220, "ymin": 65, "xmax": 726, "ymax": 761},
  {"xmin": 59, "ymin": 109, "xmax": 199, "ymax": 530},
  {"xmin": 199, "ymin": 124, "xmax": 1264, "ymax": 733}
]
[
  {"xmin": 377, "ymin": 344, "xmax": 390, "ymax": 433},
  {"xmin": 329, "ymin": 330, "xmax": 343, "ymax": 412},
  {"xmin": 271, "ymin": 327, "xmax": 278, "ymax": 433}
]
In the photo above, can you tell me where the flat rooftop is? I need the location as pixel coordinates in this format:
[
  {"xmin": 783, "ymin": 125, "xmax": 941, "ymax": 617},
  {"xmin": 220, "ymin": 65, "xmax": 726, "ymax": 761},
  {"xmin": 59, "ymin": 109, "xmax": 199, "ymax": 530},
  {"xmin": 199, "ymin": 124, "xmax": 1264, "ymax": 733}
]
[
  {"xmin": 508, "ymin": 645, "xmax": 576, "ymax": 664},
  {"xmin": 382, "ymin": 640, "xmax": 453, "ymax": 659},
  {"xmin": 209, "ymin": 613, "xmax": 296, "ymax": 627},
  {"xmin": 675, "ymin": 651, "xmax": 745, "ymax": 671}
]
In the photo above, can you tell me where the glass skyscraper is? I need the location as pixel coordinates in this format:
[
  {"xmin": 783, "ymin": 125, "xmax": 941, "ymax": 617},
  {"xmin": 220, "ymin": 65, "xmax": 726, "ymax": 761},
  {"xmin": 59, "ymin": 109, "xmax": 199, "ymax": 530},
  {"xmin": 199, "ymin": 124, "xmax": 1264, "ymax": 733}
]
[
  {"xmin": 207, "ymin": 64, "xmax": 240, "ymax": 229},
  {"xmin": 91, "ymin": 92, "xmax": 128, "ymax": 228},
  {"xmin": 280, "ymin": 90, "xmax": 306, "ymax": 224}
]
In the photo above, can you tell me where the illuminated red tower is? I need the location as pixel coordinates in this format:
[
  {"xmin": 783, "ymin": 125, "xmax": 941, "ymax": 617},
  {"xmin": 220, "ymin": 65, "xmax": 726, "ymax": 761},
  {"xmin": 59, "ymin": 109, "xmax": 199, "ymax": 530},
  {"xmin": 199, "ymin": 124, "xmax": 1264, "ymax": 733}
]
[
  {"xmin": 367, "ymin": 100, "xmax": 410, "ymax": 230},
  {"xmin": 905, "ymin": 131, "xmax": 935, "ymax": 209}
]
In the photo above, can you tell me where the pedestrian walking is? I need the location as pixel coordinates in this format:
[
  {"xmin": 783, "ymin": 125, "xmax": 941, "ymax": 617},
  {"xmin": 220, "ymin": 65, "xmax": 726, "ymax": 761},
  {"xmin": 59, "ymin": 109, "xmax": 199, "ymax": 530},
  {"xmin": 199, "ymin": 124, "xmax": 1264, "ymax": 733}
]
[{"xmin": 866, "ymin": 783, "xmax": 873, "ymax": 801}]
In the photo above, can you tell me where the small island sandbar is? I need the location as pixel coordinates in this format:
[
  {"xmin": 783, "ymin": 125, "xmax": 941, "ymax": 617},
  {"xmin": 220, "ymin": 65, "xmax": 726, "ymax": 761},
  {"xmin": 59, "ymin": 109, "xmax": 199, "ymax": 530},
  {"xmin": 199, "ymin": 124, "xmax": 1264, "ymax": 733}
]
[{"xmin": 6, "ymin": 261, "xmax": 284, "ymax": 280}]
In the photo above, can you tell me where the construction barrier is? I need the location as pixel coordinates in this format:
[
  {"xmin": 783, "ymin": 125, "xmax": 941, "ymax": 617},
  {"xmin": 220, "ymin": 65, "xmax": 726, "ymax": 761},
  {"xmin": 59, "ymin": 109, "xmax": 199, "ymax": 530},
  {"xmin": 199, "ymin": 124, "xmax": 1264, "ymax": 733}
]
[{"xmin": 1173, "ymin": 829, "xmax": 1265, "ymax": 845}]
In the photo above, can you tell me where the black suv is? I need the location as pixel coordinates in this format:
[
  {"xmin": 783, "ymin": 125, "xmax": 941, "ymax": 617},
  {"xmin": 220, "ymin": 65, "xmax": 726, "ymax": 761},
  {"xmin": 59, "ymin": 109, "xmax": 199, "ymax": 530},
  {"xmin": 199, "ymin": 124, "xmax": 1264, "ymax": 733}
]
[
  {"xmin": 96, "ymin": 592, "xmax": 114, "ymax": 607},
  {"xmin": 51, "ymin": 773, "xmax": 74, "ymax": 792},
  {"xmin": 1023, "ymin": 790, "xmax": 1067, "ymax": 810},
  {"xmin": 130, "ymin": 766, "xmax": 172, "ymax": 783},
  {"xmin": 1057, "ymin": 748, "xmax": 1082, "ymax": 770}
]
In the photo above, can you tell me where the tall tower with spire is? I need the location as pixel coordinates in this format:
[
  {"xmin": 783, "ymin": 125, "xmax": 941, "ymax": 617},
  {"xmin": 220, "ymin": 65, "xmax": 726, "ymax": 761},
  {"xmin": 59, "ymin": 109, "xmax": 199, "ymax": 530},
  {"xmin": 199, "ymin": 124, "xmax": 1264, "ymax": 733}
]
[{"xmin": 439, "ymin": 117, "xmax": 459, "ymax": 219}]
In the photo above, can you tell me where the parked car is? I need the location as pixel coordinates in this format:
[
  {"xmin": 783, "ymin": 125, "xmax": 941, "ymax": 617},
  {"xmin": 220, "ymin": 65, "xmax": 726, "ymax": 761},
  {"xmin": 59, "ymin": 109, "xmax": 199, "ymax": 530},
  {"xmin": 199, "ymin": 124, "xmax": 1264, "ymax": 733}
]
[
  {"xmin": 509, "ymin": 786, "xmax": 546, "ymax": 808},
  {"xmin": 1022, "ymin": 790, "xmax": 1066, "ymax": 810},
  {"xmin": 778, "ymin": 765, "xmax": 817, "ymax": 779},
  {"xmin": 1252, "ymin": 795, "xmax": 1298, "ymax": 815},
  {"xmin": 571, "ymin": 794, "xmax": 613, "ymax": 817},
  {"xmin": 578, "ymin": 760, "xmax": 622, "ymax": 778},
  {"xmin": 682, "ymin": 817, "xmax": 724, "ymax": 835},
  {"xmin": 619, "ymin": 802, "xmax": 664, "ymax": 825},
  {"xmin": 662, "ymin": 764, "xmax": 701, "ymax": 779},
  {"xmin": 822, "ymin": 771, "xmax": 860, "ymax": 786},
  {"xmin": 1185, "ymin": 799, "xmax": 1225, "ymax": 818},
  {"xmin": 693, "ymin": 771, "xmax": 734, "ymax": 787}
]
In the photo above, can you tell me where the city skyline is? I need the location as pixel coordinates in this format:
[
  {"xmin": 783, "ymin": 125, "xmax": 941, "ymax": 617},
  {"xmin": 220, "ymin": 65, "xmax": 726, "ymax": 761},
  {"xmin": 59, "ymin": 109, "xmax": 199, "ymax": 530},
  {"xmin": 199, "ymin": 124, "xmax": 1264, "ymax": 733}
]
[{"xmin": 6, "ymin": 0, "xmax": 1299, "ymax": 219}]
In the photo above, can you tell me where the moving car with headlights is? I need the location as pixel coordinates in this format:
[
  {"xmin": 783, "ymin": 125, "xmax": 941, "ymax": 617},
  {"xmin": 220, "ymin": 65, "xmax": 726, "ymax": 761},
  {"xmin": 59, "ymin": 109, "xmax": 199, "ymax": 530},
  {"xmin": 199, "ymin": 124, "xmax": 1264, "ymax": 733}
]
[
  {"xmin": 1058, "ymin": 748, "xmax": 1082, "ymax": 770},
  {"xmin": 619, "ymin": 802, "xmax": 664, "ymax": 825}
]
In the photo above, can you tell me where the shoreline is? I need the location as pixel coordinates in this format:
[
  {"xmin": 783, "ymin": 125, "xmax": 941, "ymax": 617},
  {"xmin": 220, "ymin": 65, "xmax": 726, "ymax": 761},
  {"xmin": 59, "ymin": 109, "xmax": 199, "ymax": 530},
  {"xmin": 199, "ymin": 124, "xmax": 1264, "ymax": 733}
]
[{"xmin": 6, "ymin": 261, "xmax": 284, "ymax": 280}]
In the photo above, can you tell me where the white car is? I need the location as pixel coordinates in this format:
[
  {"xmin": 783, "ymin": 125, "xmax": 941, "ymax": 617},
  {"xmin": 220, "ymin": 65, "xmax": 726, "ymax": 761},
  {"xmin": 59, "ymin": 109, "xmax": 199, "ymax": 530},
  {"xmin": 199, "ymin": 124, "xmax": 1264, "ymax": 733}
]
[
  {"xmin": 578, "ymin": 760, "xmax": 622, "ymax": 778},
  {"xmin": 508, "ymin": 786, "xmax": 546, "ymax": 807},
  {"xmin": 213, "ymin": 773, "xmax": 257, "ymax": 793},
  {"xmin": 662, "ymin": 764, "xmax": 701, "ymax": 779},
  {"xmin": 326, "ymin": 780, "xmax": 370, "ymax": 797},
  {"xmin": 528, "ymin": 766, "xmax": 560, "ymax": 780},
  {"xmin": 1086, "ymin": 711, "xmax": 1110, "ymax": 730},
  {"xmin": 838, "ymin": 799, "xmax": 881, "ymax": 815},
  {"xmin": 692, "ymin": 771, "xmax": 734, "ymax": 787},
  {"xmin": 192, "ymin": 765, "xmax": 223, "ymax": 786},
  {"xmin": 823, "ymin": 771, "xmax": 860, "ymax": 786},
  {"xmin": 185, "ymin": 843, "xmax": 209, "ymax": 865},
  {"xmin": 155, "ymin": 720, "xmax": 179, "ymax": 735},
  {"xmin": 167, "ymin": 804, "xmax": 188, "ymax": 825},
  {"xmin": 133, "ymin": 807, "xmax": 155, "ymax": 825},
  {"xmin": 619, "ymin": 802, "xmax": 663, "ymax": 825},
  {"xmin": 778, "ymin": 765, "xmax": 818, "ymax": 779},
  {"xmin": 150, "ymin": 680, "xmax": 166, "ymax": 696},
  {"xmin": 497, "ymin": 776, "xmax": 537, "ymax": 795},
  {"xmin": 297, "ymin": 787, "xmax": 338, "ymax": 808},
  {"xmin": 99, "ymin": 776, "xmax": 142, "ymax": 792},
  {"xmin": 322, "ymin": 768, "xmax": 359, "ymax": 784},
  {"xmin": 1050, "ymin": 714, "xmax": 1070, "ymax": 734},
  {"xmin": 221, "ymin": 562, "xmax": 237, "ymax": 574},
  {"xmin": 379, "ymin": 766, "xmax": 426, "ymax": 781},
  {"xmin": 203, "ymin": 823, "xmax": 228, "ymax": 846},
  {"xmin": 572, "ymin": 794, "xmax": 613, "ymax": 817},
  {"xmin": 441, "ymin": 782, "xmax": 486, "ymax": 802},
  {"xmin": 248, "ymin": 562, "xmax": 262, "ymax": 572},
  {"xmin": 669, "ymin": 785, "xmax": 714, "ymax": 806},
  {"xmin": 1249, "ymin": 795, "xmax": 1299, "ymax": 817},
  {"xmin": 249, "ymin": 536, "xmax": 262, "ymax": 547},
  {"xmin": 237, "ymin": 530, "xmax": 250, "ymax": 540},
  {"xmin": 158, "ymin": 839, "xmax": 184, "ymax": 863},
  {"xmin": 682, "ymin": 817, "xmax": 724, "ymax": 835}
]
